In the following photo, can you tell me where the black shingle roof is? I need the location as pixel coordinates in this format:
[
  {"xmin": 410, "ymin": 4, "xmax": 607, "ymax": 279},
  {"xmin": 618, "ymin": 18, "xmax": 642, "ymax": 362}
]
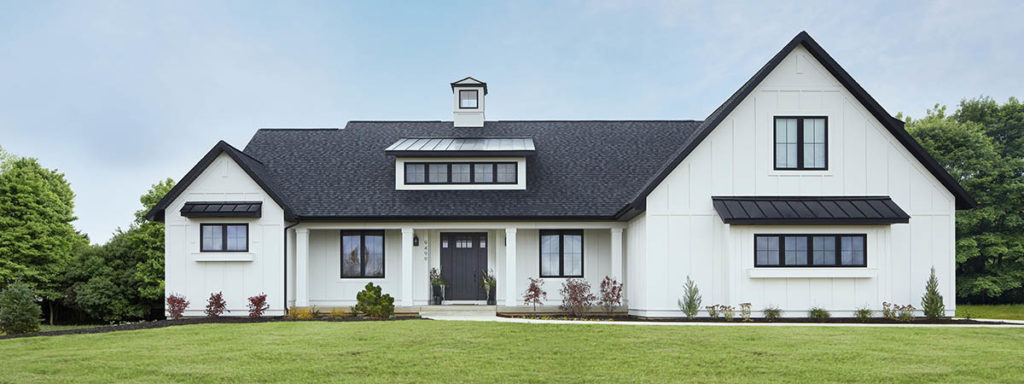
[
  {"xmin": 241, "ymin": 121, "xmax": 701, "ymax": 219},
  {"xmin": 712, "ymin": 196, "xmax": 910, "ymax": 225}
]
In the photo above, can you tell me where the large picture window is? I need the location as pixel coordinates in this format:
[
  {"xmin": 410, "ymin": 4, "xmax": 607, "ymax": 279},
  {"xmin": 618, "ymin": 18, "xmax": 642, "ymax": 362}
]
[
  {"xmin": 774, "ymin": 116, "xmax": 827, "ymax": 170},
  {"xmin": 200, "ymin": 224, "xmax": 248, "ymax": 252},
  {"xmin": 540, "ymin": 230, "xmax": 583, "ymax": 277},
  {"xmin": 755, "ymin": 234, "xmax": 865, "ymax": 267},
  {"xmin": 405, "ymin": 162, "xmax": 517, "ymax": 185},
  {"xmin": 341, "ymin": 231, "xmax": 385, "ymax": 278}
]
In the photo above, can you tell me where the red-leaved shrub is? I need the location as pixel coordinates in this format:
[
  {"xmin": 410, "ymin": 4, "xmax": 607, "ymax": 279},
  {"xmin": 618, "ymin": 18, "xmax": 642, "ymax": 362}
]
[
  {"xmin": 166, "ymin": 294, "xmax": 189, "ymax": 319},
  {"xmin": 248, "ymin": 293, "xmax": 269, "ymax": 318},
  {"xmin": 598, "ymin": 276, "xmax": 623, "ymax": 315},
  {"xmin": 522, "ymin": 277, "xmax": 547, "ymax": 311},
  {"xmin": 205, "ymin": 292, "xmax": 228, "ymax": 318},
  {"xmin": 559, "ymin": 278, "xmax": 595, "ymax": 318}
]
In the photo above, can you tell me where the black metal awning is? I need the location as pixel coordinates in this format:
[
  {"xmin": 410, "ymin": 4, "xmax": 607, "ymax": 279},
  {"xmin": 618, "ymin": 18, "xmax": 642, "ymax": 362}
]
[
  {"xmin": 712, "ymin": 196, "xmax": 910, "ymax": 225},
  {"xmin": 180, "ymin": 201, "xmax": 262, "ymax": 218}
]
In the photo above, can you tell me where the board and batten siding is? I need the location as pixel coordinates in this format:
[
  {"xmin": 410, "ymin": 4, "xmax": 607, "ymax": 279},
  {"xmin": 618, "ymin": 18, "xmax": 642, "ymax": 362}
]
[
  {"xmin": 164, "ymin": 153, "xmax": 287, "ymax": 317},
  {"xmin": 635, "ymin": 45, "xmax": 956, "ymax": 317}
]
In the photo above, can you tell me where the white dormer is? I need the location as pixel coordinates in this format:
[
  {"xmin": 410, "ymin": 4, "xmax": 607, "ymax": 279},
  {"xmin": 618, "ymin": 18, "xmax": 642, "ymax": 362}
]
[{"xmin": 451, "ymin": 77, "xmax": 486, "ymax": 127}]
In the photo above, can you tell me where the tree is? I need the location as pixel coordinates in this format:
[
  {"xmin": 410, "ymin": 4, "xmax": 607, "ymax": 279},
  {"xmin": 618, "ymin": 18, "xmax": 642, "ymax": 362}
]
[
  {"xmin": 678, "ymin": 275, "xmax": 702, "ymax": 319},
  {"xmin": 0, "ymin": 154, "xmax": 86, "ymax": 324},
  {"xmin": 63, "ymin": 179, "xmax": 174, "ymax": 321},
  {"xmin": 0, "ymin": 282, "xmax": 42, "ymax": 334},
  {"xmin": 907, "ymin": 102, "xmax": 1024, "ymax": 303},
  {"xmin": 921, "ymin": 267, "xmax": 946, "ymax": 319}
]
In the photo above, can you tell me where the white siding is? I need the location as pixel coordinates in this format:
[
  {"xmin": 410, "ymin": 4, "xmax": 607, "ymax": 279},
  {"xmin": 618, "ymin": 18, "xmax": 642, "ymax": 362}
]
[
  {"xmin": 164, "ymin": 153, "xmax": 286, "ymax": 317},
  {"xmin": 636, "ymin": 45, "xmax": 956, "ymax": 317}
]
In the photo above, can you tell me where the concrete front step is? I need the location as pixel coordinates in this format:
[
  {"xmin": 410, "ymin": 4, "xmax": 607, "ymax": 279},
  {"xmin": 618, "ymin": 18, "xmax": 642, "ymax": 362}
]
[{"xmin": 419, "ymin": 305, "xmax": 497, "ymax": 318}]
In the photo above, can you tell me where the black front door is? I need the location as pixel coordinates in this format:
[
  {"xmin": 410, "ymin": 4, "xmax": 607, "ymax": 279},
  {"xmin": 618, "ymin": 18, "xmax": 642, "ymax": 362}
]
[{"xmin": 440, "ymin": 233, "xmax": 488, "ymax": 300}]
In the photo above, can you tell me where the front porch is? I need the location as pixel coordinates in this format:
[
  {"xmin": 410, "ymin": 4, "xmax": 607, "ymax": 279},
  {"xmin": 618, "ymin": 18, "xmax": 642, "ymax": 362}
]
[{"xmin": 287, "ymin": 222, "xmax": 626, "ymax": 313}]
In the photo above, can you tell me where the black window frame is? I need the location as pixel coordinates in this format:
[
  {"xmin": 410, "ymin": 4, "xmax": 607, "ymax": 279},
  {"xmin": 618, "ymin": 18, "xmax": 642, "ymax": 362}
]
[
  {"xmin": 754, "ymin": 234, "xmax": 866, "ymax": 267},
  {"xmin": 539, "ymin": 230, "xmax": 584, "ymax": 278},
  {"xmin": 199, "ymin": 223, "xmax": 249, "ymax": 252},
  {"xmin": 459, "ymin": 89, "xmax": 479, "ymax": 109},
  {"xmin": 404, "ymin": 162, "xmax": 518, "ymax": 185},
  {"xmin": 773, "ymin": 116, "xmax": 829, "ymax": 170},
  {"xmin": 340, "ymin": 230, "xmax": 386, "ymax": 279}
]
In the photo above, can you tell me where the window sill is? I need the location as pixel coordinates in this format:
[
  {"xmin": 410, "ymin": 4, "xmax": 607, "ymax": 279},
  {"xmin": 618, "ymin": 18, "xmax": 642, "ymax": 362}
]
[
  {"xmin": 191, "ymin": 252, "xmax": 254, "ymax": 262},
  {"xmin": 746, "ymin": 268, "xmax": 877, "ymax": 279},
  {"xmin": 768, "ymin": 170, "xmax": 833, "ymax": 177}
]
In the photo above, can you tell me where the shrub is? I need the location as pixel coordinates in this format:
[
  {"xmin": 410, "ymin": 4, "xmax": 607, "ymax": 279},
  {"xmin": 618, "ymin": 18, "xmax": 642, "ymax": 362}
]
[
  {"xmin": 855, "ymin": 307, "xmax": 872, "ymax": 322},
  {"xmin": 677, "ymin": 276, "xmax": 702, "ymax": 319},
  {"xmin": 329, "ymin": 307, "xmax": 348, "ymax": 318},
  {"xmin": 881, "ymin": 302, "xmax": 896, "ymax": 320},
  {"xmin": 809, "ymin": 307, "xmax": 830, "ymax": 322},
  {"xmin": 706, "ymin": 305, "xmax": 720, "ymax": 319},
  {"xmin": 921, "ymin": 267, "xmax": 946, "ymax": 319},
  {"xmin": 354, "ymin": 283, "xmax": 394, "ymax": 319},
  {"xmin": 0, "ymin": 283, "xmax": 41, "ymax": 335},
  {"xmin": 722, "ymin": 305, "xmax": 736, "ymax": 321},
  {"xmin": 559, "ymin": 278, "xmax": 595, "ymax": 318},
  {"xmin": 762, "ymin": 305, "xmax": 782, "ymax": 322},
  {"xmin": 311, "ymin": 305, "xmax": 323, "ymax": 318},
  {"xmin": 287, "ymin": 307, "xmax": 314, "ymax": 319},
  {"xmin": 480, "ymin": 269, "xmax": 497, "ymax": 302},
  {"xmin": 897, "ymin": 304, "xmax": 916, "ymax": 322},
  {"xmin": 739, "ymin": 303, "xmax": 752, "ymax": 322},
  {"xmin": 247, "ymin": 293, "xmax": 269, "ymax": 318},
  {"xmin": 166, "ymin": 294, "xmax": 189, "ymax": 319},
  {"xmin": 204, "ymin": 292, "xmax": 228, "ymax": 318},
  {"xmin": 522, "ymin": 277, "xmax": 547, "ymax": 311},
  {"xmin": 598, "ymin": 276, "xmax": 623, "ymax": 315}
]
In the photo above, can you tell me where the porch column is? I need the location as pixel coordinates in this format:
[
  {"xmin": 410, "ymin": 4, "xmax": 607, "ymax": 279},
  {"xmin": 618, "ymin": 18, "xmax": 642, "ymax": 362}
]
[
  {"xmin": 401, "ymin": 228, "xmax": 414, "ymax": 306},
  {"xmin": 611, "ymin": 227, "xmax": 623, "ymax": 280},
  {"xmin": 505, "ymin": 227, "xmax": 517, "ymax": 306},
  {"xmin": 295, "ymin": 228, "xmax": 310, "ymax": 307}
]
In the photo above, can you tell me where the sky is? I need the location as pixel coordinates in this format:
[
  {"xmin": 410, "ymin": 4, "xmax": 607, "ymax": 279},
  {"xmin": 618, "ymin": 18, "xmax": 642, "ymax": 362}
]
[{"xmin": 0, "ymin": 1, "xmax": 1022, "ymax": 243}]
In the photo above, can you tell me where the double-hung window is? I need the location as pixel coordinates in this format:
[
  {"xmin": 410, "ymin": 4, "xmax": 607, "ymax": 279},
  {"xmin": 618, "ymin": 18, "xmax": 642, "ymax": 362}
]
[
  {"xmin": 341, "ymin": 231, "xmax": 385, "ymax": 278},
  {"xmin": 540, "ymin": 230, "xmax": 583, "ymax": 277},
  {"xmin": 774, "ymin": 116, "xmax": 827, "ymax": 170},
  {"xmin": 755, "ymin": 234, "xmax": 865, "ymax": 267},
  {"xmin": 200, "ymin": 224, "xmax": 248, "ymax": 252}
]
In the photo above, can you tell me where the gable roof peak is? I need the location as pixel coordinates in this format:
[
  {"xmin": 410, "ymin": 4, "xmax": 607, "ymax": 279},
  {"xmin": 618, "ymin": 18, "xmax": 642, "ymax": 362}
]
[{"xmin": 628, "ymin": 31, "xmax": 976, "ymax": 211}]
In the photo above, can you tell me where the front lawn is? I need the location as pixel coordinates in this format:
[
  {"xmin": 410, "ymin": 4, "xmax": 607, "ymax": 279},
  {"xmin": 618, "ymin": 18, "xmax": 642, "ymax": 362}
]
[
  {"xmin": 957, "ymin": 304, "xmax": 1024, "ymax": 320},
  {"xmin": 1, "ymin": 320, "xmax": 1021, "ymax": 383}
]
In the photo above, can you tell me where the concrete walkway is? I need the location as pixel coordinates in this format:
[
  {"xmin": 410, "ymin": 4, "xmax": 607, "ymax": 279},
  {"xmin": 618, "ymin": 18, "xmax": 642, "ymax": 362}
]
[{"xmin": 420, "ymin": 313, "xmax": 1024, "ymax": 328}]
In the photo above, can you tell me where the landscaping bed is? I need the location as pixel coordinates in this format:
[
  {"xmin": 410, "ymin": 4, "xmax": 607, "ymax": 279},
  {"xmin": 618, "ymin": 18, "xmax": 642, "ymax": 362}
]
[
  {"xmin": 497, "ymin": 313, "xmax": 1017, "ymax": 325},
  {"xmin": 0, "ymin": 315, "xmax": 422, "ymax": 340}
]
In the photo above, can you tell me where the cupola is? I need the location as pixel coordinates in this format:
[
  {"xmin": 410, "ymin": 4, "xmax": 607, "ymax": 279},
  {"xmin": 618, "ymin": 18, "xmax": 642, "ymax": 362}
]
[{"xmin": 451, "ymin": 77, "xmax": 486, "ymax": 127}]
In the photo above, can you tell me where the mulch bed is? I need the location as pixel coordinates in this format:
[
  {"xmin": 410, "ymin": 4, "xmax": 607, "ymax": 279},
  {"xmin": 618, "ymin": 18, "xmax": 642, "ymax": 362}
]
[
  {"xmin": 0, "ymin": 315, "xmax": 423, "ymax": 340},
  {"xmin": 497, "ymin": 314, "xmax": 1016, "ymax": 325}
]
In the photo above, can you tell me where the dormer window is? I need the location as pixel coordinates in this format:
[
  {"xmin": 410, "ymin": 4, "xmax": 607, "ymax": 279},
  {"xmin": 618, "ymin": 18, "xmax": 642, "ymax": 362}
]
[
  {"xmin": 459, "ymin": 90, "xmax": 479, "ymax": 109},
  {"xmin": 405, "ymin": 161, "xmax": 518, "ymax": 185}
]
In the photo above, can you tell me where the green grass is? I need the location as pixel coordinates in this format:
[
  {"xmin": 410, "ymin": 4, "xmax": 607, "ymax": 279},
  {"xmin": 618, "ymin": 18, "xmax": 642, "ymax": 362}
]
[
  {"xmin": 957, "ymin": 304, "xmax": 1024, "ymax": 320},
  {"xmin": 1, "ymin": 321, "xmax": 1022, "ymax": 383}
]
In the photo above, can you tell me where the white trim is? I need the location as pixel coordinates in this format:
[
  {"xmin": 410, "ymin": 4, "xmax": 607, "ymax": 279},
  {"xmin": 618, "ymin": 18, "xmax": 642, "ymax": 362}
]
[
  {"xmin": 190, "ymin": 252, "xmax": 254, "ymax": 262},
  {"xmin": 746, "ymin": 268, "xmax": 878, "ymax": 279},
  {"xmin": 297, "ymin": 221, "xmax": 625, "ymax": 230},
  {"xmin": 395, "ymin": 157, "xmax": 526, "ymax": 190}
]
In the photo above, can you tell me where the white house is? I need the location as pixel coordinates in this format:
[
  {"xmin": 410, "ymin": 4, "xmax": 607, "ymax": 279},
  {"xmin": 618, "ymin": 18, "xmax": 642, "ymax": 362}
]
[{"xmin": 146, "ymin": 32, "xmax": 974, "ymax": 318}]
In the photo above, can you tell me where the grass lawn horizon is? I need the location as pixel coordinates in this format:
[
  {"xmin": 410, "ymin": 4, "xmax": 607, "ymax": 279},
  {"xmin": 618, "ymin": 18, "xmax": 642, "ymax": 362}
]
[
  {"xmin": 2, "ymin": 321, "xmax": 1022, "ymax": 383},
  {"xmin": 956, "ymin": 304, "xmax": 1024, "ymax": 320}
]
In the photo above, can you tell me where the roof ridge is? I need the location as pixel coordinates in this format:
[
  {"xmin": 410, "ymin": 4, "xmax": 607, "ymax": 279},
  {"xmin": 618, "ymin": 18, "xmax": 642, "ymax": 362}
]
[
  {"xmin": 257, "ymin": 128, "xmax": 341, "ymax": 131},
  {"xmin": 345, "ymin": 120, "xmax": 703, "ymax": 123}
]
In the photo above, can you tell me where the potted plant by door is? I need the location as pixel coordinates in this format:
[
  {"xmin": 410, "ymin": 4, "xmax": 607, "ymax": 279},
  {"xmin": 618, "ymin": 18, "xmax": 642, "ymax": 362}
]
[
  {"xmin": 429, "ymin": 268, "xmax": 446, "ymax": 305},
  {"xmin": 481, "ymin": 269, "xmax": 497, "ymax": 305}
]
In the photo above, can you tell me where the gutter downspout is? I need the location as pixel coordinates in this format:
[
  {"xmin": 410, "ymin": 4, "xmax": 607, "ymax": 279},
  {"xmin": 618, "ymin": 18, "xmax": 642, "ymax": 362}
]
[{"xmin": 283, "ymin": 221, "xmax": 299, "ymax": 316}]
